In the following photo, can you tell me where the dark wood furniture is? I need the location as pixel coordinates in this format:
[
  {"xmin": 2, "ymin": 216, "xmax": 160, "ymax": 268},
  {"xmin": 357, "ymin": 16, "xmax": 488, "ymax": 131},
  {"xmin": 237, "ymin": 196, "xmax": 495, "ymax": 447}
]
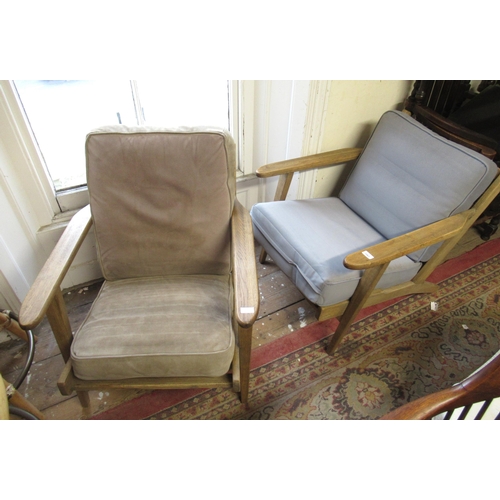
[
  {"xmin": 382, "ymin": 350, "xmax": 500, "ymax": 420},
  {"xmin": 404, "ymin": 80, "xmax": 500, "ymax": 240}
]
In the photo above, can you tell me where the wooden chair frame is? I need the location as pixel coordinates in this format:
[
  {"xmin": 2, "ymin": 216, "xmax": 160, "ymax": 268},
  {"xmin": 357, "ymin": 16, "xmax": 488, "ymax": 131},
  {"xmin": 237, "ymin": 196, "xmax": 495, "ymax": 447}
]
[
  {"xmin": 381, "ymin": 350, "xmax": 500, "ymax": 420},
  {"xmin": 19, "ymin": 199, "xmax": 259, "ymax": 408},
  {"xmin": 256, "ymin": 148, "xmax": 500, "ymax": 356}
]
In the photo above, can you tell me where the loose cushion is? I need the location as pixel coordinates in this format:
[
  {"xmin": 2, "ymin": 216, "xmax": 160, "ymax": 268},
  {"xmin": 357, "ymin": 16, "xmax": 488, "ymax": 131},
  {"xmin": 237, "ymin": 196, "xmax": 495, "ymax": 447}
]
[
  {"xmin": 340, "ymin": 110, "xmax": 498, "ymax": 262},
  {"xmin": 251, "ymin": 198, "xmax": 422, "ymax": 306},
  {"xmin": 71, "ymin": 275, "xmax": 235, "ymax": 380},
  {"xmin": 86, "ymin": 126, "xmax": 236, "ymax": 280}
]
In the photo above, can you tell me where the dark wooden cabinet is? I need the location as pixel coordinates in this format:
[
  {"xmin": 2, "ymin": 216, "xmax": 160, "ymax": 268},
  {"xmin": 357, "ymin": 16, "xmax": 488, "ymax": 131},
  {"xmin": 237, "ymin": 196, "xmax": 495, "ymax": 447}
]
[{"xmin": 404, "ymin": 80, "xmax": 500, "ymax": 240}]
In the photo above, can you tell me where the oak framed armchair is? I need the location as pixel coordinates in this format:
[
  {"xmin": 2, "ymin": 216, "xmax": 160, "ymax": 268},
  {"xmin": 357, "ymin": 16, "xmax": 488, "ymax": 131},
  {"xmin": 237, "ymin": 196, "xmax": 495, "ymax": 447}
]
[
  {"xmin": 19, "ymin": 126, "xmax": 259, "ymax": 409},
  {"xmin": 250, "ymin": 110, "xmax": 500, "ymax": 357}
]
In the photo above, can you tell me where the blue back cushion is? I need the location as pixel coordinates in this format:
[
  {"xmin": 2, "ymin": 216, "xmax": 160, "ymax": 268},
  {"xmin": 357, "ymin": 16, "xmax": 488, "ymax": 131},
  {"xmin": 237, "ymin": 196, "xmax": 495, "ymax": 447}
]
[{"xmin": 339, "ymin": 111, "xmax": 498, "ymax": 262}]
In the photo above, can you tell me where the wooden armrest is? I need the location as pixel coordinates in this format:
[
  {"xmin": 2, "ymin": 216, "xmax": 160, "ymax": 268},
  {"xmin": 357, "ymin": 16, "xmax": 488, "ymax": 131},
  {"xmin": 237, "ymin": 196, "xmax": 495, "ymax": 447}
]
[
  {"xmin": 256, "ymin": 148, "xmax": 362, "ymax": 178},
  {"xmin": 412, "ymin": 105, "xmax": 498, "ymax": 159},
  {"xmin": 381, "ymin": 385, "xmax": 462, "ymax": 420},
  {"xmin": 19, "ymin": 205, "xmax": 93, "ymax": 330},
  {"xmin": 231, "ymin": 199, "xmax": 259, "ymax": 327},
  {"xmin": 344, "ymin": 210, "xmax": 473, "ymax": 270},
  {"xmin": 415, "ymin": 105, "xmax": 498, "ymax": 148}
]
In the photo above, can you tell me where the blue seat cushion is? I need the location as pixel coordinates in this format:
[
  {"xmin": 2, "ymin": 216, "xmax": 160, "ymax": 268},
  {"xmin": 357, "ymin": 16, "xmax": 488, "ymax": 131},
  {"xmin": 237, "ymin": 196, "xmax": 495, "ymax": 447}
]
[{"xmin": 251, "ymin": 197, "xmax": 422, "ymax": 306}]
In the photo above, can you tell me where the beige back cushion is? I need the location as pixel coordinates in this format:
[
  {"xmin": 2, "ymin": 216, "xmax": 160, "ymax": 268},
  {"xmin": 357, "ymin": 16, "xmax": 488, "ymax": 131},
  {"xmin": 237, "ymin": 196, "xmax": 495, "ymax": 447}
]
[{"xmin": 86, "ymin": 126, "xmax": 236, "ymax": 280}]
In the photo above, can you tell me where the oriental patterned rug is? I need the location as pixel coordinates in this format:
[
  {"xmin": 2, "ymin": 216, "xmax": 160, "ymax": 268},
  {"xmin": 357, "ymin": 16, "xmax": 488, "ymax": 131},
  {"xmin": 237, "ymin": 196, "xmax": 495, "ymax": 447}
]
[{"xmin": 92, "ymin": 238, "xmax": 500, "ymax": 420}]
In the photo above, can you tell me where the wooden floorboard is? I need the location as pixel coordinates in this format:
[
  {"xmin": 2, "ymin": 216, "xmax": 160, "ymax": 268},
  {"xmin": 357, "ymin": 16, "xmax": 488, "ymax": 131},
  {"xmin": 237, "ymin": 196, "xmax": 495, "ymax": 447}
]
[{"xmin": 1, "ymin": 225, "xmax": 499, "ymax": 419}]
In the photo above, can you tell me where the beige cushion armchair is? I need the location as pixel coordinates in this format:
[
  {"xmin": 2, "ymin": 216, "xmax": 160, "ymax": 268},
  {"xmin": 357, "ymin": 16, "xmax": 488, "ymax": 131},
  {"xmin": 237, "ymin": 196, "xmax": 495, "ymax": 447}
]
[{"xmin": 19, "ymin": 126, "xmax": 259, "ymax": 408}]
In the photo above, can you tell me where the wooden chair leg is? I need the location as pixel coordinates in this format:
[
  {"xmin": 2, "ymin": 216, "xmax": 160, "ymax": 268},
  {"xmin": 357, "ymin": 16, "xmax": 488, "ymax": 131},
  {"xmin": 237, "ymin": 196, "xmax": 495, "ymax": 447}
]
[
  {"xmin": 77, "ymin": 391, "xmax": 90, "ymax": 408},
  {"xmin": 46, "ymin": 290, "xmax": 91, "ymax": 409},
  {"xmin": 46, "ymin": 289, "xmax": 73, "ymax": 362},
  {"xmin": 238, "ymin": 324, "xmax": 253, "ymax": 404},
  {"xmin": 58, "ymin": 357, "xmax": 91, "ymax": 408},
  {"xmin": 326, "ymin": 263, "xmax": 389, "ymax": 356},
  {"xmin": 259, "ymin": 248, "xmax": 268, "ymax": 264}
]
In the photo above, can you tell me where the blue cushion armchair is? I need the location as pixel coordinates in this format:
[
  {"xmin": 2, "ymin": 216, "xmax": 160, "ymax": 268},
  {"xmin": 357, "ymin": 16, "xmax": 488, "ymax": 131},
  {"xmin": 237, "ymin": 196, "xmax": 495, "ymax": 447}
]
[{"xmin": 251, "ymin": 111, "xmax": 500, "ymax": 356}]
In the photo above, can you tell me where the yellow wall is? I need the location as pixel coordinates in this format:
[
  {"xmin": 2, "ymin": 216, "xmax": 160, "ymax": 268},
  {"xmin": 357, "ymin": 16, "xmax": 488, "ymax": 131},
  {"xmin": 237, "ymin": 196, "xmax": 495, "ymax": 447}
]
[{"xmin": 314, "ymin": 80, "xmax": 413, "ymax": 197}]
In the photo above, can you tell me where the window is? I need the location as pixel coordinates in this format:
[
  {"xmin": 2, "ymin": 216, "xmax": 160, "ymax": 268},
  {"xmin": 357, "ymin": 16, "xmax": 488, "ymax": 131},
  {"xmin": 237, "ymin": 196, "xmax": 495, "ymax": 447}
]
[{"xmin": 13, "ymin": 79, "xmax": 234, "ymax": 200}]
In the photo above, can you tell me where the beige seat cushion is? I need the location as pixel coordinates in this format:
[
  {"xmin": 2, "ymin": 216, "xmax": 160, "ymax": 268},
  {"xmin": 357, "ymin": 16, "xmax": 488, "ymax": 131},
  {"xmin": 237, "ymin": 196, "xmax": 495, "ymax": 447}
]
[{"xmin": 71, "ymin": 275, "xmax": 235, "ymax": 380}]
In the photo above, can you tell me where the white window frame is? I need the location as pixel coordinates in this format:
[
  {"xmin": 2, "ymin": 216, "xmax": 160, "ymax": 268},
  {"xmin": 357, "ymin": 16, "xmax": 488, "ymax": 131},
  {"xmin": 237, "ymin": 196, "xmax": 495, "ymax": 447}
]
[
  {"xmin": 233, "ymin": 80, "xmax": 255, "ymax": 178},
  {"xmin": 0, "ymin": 80, "xmax": 59, "ymax": 229},
  {"xmin": 1, "ymin": 79, "xmax": 249, "ymax": 218},
  {"xmin": 1, "ymin": 79, "xmax": 327, "ymax": 228}
]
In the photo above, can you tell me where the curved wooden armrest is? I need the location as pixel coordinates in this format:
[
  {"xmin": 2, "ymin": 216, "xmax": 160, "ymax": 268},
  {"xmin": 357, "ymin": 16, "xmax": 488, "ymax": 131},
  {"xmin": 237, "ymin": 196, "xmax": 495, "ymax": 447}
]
[
  {"xmin": 231, "ymin": 199, "xmax": 259, "ymax": 327},
  {"xmin": 19, "ymin": 205, "xmax": 93, "ymax": 330},
  {"xmin": 382, "ymin": 350, "xmax": 500, "ymax": 419},
  {"xmin": 412, "ymin": 105, "xmax": 498, "ymax": 159},
  {"xmin": 344, "ymin": 210, "xmax": 473, "ymax": 270},
  {"xmin": 256, "ymin": 148, "xmax": 362, "ymax": 178}
]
